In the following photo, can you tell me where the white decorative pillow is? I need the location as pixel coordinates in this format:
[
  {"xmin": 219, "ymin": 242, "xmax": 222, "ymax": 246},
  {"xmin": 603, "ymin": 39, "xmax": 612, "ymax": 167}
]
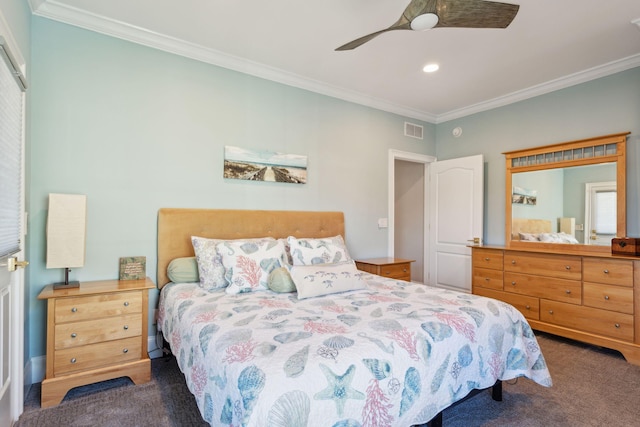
[
  {"xmin": 217, "ymin": 239, "xmax": 286, "ymax": 294},
  {"xmin": 287, "ymin": 235, "xmax": 352, "ymax": 266},
  {"xmin": 191, "ymin": 236, "xmax": 227, "ymax": 290},
  {"xmin": 519, "ymin": 232, "xmax": 540, "ymax": 241},
  {"xmin": 290, "ymin": 261, "xmax": 367, "ymax": 300}
]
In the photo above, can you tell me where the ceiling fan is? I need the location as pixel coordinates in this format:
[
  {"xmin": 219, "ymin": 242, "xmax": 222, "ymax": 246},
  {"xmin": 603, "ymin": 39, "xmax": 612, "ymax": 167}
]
[{"xmin": 336, "ymin": 0, "xmax": 520, "ymax": 51}]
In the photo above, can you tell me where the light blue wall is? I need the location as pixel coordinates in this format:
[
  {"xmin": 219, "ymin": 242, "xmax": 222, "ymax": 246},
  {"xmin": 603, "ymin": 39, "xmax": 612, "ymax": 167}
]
[
  {"xmin": 27, "ymin": 17, "xmax": 436, "ymax": 360},
  {"xmin": 436, "ymin": 67, "xmax": 640, "ymax": 245}
]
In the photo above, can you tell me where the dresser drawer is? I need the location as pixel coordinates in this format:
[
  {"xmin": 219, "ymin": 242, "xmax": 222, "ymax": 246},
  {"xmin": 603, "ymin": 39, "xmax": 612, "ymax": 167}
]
[
  {"xmin": 540, "ymin": 300, "xmax": 634, "ymax": 342},
  {"xmin": 54, "ymin": 313, "xmax": 142, "ymax": 350},
  {"xmin": 54, "ymin": 336, "xmax": 142, "ymax": 376},
  {"xmin": 472, "ymin": 267, "xmax": 503, "ymax": 290},
  {"xmin": 504, "ymin": 252, "xmax": 581, "ymax": 280},
  {"xmin": 55, "ymin": 291, "xmax": 143, "ymax": 323},
  {"xmin": 583, "ymin": 282, "xmax": 634, "ymax": 314},
  {"xmin": 583, "ymin": 258, "xmax": 633, "ymax": 287},
  {"xmin": 504, "ymin": 272, "xmax": 581, "ymax": 304},
  {"xmin": 473, "ymin": 287, "xmax": 539, "ymax": 320},
  {"xmin": 472, "ymin": 249, "xmax": 504, "ymax": 271}
]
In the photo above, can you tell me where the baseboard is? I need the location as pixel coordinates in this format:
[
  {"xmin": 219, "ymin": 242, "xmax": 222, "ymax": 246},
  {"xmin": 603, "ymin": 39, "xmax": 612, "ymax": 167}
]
[{"xmin": 28, "ymin": 335, "xmax": 163, "ymax": 385}]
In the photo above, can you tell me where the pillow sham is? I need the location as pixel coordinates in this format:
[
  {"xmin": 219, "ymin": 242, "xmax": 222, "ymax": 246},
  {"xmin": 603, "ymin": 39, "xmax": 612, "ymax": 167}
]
[
  {"xmin": 217, "ymin": 239, "xmax": 286, "ymax": 294},
  {"xmin": 519, "ymin": 232, "xmax": 540, "ymax": 241},
  {"xmin": 191, "ymin": 236, "xmax": 227, "ymax": 290},
  {"xmin": 287, "ymin": 235, "xmax": 351, "ymax": 266},
  {"xmin": 167, "ymin": 256, "xmax": 199, "ymax": 283},
  {"xmin": 267, "ymin": 267, "xmax": 297, "ymax": 293},
  {"xmin": 290, "ymin": 261, "xmax": 366, "ymax": 300}
]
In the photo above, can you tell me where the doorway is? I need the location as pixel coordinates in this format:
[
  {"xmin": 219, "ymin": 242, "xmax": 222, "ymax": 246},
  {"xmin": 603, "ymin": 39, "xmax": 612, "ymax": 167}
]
[{"xmin": 388, "ymin": 150, "xmax": 436, "ymax": 284}]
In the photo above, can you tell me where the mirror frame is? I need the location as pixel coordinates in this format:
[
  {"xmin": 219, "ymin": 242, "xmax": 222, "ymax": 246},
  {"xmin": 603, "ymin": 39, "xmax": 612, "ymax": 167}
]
[{"xmin": 504, "ymin": 132, "xmax": 629, "ymax": 254}]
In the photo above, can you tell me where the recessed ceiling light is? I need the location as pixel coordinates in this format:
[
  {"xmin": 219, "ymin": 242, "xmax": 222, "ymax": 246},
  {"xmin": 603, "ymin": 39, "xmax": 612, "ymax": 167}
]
[{"xmin": 423, "ymin": 63, "xmax": 439, "ymax": 73}]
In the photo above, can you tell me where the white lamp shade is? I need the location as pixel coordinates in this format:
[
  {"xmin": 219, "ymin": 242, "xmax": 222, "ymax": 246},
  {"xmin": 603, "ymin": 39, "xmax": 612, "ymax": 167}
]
[{"xmin": 46, "ymin": 193, "xmax": 87, "ymax": 269}]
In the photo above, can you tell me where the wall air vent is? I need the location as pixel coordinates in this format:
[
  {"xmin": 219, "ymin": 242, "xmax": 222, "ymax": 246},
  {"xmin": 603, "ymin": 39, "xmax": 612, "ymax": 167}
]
[{"xmin": 404, "ymin": 122, "xmax": 423, "ymax": 140}]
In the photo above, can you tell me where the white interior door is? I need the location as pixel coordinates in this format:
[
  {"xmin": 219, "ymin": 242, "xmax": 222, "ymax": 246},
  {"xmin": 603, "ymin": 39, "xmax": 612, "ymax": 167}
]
[{"xmin": 428, "ymin": 155, "xmax": 483, "ymax": 292}]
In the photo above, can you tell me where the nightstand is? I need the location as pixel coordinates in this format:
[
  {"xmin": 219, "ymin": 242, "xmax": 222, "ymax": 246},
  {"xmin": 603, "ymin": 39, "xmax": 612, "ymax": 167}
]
[
  {"xmin": 37, "ymin": 277, "xmax": 156, "ymax": 407},
  {"xmin": 355, "ymin": 258, "xmax": 414, "ymax": 281}
]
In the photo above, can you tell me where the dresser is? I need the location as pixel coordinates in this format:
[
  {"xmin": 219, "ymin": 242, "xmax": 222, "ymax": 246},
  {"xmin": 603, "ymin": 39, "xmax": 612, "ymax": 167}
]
[
  {"xmin": 471, "ymin": 246, "xmax": 640, "ymax": 365},
  {"xmin": 355, "ymin": 257, "xmax": 414, "ymax": 281},
  {"xmin": 38, "ymin": 277, "xmax": 156, "ymax": 407}
]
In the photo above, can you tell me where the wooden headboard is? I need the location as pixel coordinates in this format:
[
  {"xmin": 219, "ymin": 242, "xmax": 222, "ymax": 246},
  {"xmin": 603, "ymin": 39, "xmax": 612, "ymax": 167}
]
[
  {"xmin": 511, "ymin": 218, "xmax": 552, "ymax": 240},
  {"xmin": 157, "ymin": 208, "xmax": 345, "ymax": 288}
]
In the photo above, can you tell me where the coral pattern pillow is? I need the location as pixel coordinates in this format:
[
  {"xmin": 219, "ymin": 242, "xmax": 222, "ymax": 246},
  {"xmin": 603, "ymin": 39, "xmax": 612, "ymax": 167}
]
[
  {"xmin": 290, "ymin": 261, "xmax": 367, "ymax": 299},
  {"xmin": 287, "ymin": 235, "xmax": 351, "ymax": 266},
  {"xmin": 217, "ymin": 239, "xmax": 286, "ymax": 294}
]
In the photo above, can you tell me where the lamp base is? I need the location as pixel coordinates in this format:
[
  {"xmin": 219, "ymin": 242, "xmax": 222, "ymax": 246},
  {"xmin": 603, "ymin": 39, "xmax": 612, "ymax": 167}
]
[{"xmin": 53, "ymin": 280, "xmax": 80, "ymax": 290}]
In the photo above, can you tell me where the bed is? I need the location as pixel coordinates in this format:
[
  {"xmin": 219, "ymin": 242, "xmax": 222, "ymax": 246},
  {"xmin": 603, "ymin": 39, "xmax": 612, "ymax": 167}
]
[{"xmin": 157, "ymin": 208, "xmax": 552, "ymax": 427}]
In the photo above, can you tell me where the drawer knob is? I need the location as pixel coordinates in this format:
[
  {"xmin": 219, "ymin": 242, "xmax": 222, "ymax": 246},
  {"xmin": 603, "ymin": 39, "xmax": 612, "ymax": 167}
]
[
  {"xmin": 484, "ymin": 257, "xmax": 490, "ymax": 261},
  {"xmin": 485, "ymin": 277, "xmax": 490, "ymax": 281},
  {"xmin": 403, "ymin": 268, "xmax": 407, "ymax": 272},
  {"xmin": 123, "ymin": 325, "xmax": 129, "ymax": 330},
  {"xmin": 565, "ymin": 265, "xmax": 571, "ymax": 270},
  {"xmin": 603, "ymin": 269, "xmax": 609, "ymax": 274},
  {"xmin": 511, "ymin": 260, "xmax": 516, "ymax": 264},
  {"xmin": 604, "ymin": 295, "xmax": 610, "ymax": 300},
  {"xmin": 525, "ymin": 305, "xmax": 530, "ymax": 310},
  {"xmin": 384, "ymin": 271, "xmax": 390, "ymax": 275},
  {"xmin": 71, "ymin": 307, "xmax": 77, "ymax": 313},
  {"xmin": 565, "ymin": 290, "xmax": 571, "ymax": 294},
  {"xmin": 123, "ymin": 348, "xmax": 129, "ymax": 354},
  {"xmin": 615, "ymin": 323, "xmax": 620, "ymax": 329},
  {"xmin": 548, "ymin": 310, "xmax": 554, "ymax": 315},
  {"xmin": 511, "ymin": 281, "xmax": 516, "ymax": 286},
  {"xmin": 70, "ymin": 333, "xmax": 77, "ymax": 338},
  {"xmin": 124, "ymin": 301, "xmax": 130, "ymax": 307},
  {"xmin": 70, "ymin": 358, "xmax": 77, "ymax": 364}
]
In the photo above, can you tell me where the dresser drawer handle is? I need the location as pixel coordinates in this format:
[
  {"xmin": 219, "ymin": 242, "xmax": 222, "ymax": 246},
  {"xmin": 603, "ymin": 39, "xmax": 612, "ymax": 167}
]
[
  {"xmin": 384, "ymin": 271, "xmax": 390, "ymax": 275},
  {"xmin": 71, "ymin": 307, "xmax": 77, "ymax": 313},
  {"xmin": 485, "ymin": 277, "xmax": 490, "ymax": 281},
  {"xmin": 525, "ymin": 305, "xmax": 531, "ymax": 310},
  {"xmin": 123, "ymin": 348, "xmax": 129, "ymax": 354},
  {"xmin": 604, "ymin": 295, "xmax": 610, "ymax": 300},
  {"xmin": 484, "ymin": 257, "xmax": 490, "ymax": 261},
  {"xmin": 70, "ymin": 358, "xmax": 77, "ymax": 364},
  {"xmin": 615, "ymin": 323, "xmax": 620, "ymax": 329},
  {"xmin": 548, "ymin": 310, "xmax": 554, "ymax": 315},
  {"xmin": 124, "ymin": 301, "xmax": 130, "ymax": 307},
  {"xmin": 123, "ymin": 325, "xmax": 129, "ymax": 330},
  {"xmin": 603, "ymin": 269, "xmax": 609, "ymax": 274},
  {"xmin": 565, "ymin": 265, "xmax": 571, "ymax": 270},
  {"xmin": 511, "ymin": 281, "xmax": 516, "ymax": 286},
  {"xmin": 70, "ymin": 333, "xmax": 77, "ymax": 338},
  {"xmin": 511, "ymin": 260, "xmax": 516, "ymax": 265},
  {"xmin": 565, "ymin": 290, "xmax": 571, "ymax": 294}
]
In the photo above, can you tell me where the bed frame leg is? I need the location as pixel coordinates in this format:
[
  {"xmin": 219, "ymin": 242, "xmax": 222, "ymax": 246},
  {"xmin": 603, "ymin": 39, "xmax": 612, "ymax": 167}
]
[{"xmin": 492, "ymin": 380, "xmax": 503, "ymax": 401}]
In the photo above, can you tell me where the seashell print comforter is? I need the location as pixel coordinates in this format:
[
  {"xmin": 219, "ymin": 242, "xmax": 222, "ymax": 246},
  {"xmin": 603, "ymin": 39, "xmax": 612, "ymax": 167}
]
[{"xmin": 158, "ymin": 275, "xmax": 552, "ymax": 427}]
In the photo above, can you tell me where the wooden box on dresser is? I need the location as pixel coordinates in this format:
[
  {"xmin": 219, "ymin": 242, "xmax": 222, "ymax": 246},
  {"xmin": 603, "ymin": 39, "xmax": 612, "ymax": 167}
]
[
  {"xmin": 37, "ymin": 277, "xmax": 156, "ymax": 407},
  {"xmin": 471, "ymin": 246, "xmax": 640, "ymax": 365}
]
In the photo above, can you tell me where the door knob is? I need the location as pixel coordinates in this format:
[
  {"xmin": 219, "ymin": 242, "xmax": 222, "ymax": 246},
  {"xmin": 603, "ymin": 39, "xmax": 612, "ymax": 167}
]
[{"xmin": 3, "ymin": 257, "xmax": 29, "ymax": 272}]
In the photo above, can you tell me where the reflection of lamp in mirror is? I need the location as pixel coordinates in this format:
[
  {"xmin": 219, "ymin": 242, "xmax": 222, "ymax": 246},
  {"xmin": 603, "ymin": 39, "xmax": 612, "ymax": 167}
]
[{"xmin": 46, "ymin": 193, "xmax": 87, "ymax": 289}]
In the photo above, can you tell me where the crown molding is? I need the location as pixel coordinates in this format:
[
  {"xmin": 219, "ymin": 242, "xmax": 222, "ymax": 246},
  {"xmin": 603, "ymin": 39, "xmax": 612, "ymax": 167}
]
[{"xmin": 31, "ymin": 0, "xmax": 640, "ymax": 125}]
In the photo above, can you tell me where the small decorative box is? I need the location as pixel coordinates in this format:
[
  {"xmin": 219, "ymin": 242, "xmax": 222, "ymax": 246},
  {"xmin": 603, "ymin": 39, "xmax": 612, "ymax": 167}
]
[{"xmin": 611, "ymin": 238, "xmax": 640, "ymax": 256}]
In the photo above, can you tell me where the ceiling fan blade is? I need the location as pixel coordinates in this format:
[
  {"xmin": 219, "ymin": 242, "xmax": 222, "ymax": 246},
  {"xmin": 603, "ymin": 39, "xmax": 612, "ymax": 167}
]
[
  {"xmin": 335, "ymin": 20, "xmax": 411, "ymax": 51},
  {"xmin": 434, "ymin": 0, "xmax": 519, "ymax": 29}
]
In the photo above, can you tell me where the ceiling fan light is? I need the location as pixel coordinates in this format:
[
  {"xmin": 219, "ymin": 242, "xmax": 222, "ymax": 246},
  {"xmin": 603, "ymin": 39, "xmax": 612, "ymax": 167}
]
[{"xmin": 411, "ymin": 13, "xmax": 439, "ymax": 31}]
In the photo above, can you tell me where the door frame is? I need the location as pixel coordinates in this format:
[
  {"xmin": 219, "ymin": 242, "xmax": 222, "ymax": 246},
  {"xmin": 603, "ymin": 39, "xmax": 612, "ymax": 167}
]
[{"xmin": 387, "ymin": 150, "xmax": 436, "ymax": 284}]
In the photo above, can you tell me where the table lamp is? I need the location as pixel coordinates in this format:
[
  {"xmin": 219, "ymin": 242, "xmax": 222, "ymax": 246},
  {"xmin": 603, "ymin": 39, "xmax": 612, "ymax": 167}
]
[{"xmin": 46, "ymin": 193, "xmax": 87, "ymax": 289}]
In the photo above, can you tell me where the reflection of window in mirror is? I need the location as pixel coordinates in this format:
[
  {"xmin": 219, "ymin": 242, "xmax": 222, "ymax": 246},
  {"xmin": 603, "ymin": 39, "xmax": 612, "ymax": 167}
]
[{"xmin": 585, "ymin": 181, "xmax": 616, "ymax": 246}]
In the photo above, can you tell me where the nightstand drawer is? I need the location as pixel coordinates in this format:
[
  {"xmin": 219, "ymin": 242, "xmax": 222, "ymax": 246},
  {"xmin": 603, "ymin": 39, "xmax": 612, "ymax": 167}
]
[
  {"xmin": 54, "ymin": 313, "xmax": 143, "ymax": 349},
  {"xmin": 472, "ymin": 248, "xmax": 504, "ymax": 270},
  {"xmin": 377, "ymin": 262, "xmax": 411, "ymax": 279},
  {"xmin": 54, "ymin": 336, "xmax": 142, "ymax": 376},
  {"xmin": 55, "ymin": 291, "xmax": 142, "ymax": 323}
]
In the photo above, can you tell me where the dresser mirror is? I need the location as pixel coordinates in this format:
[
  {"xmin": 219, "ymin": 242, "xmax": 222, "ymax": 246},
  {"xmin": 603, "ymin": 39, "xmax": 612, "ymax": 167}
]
[{"xmin": 504, "ymin": 132, "xmax": 628, "ymax": 253}]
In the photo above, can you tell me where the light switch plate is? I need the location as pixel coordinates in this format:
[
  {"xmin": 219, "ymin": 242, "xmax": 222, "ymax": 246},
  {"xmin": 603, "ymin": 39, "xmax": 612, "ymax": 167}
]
[{"xmin": 378, "ymin": 218, "xmax": 388, "ymax": 228}]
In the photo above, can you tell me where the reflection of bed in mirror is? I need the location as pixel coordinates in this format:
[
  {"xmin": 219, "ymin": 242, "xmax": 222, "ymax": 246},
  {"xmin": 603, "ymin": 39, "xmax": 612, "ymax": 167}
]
[{"xmin": 511, "ymin": 218, "xmax": 579, "ymax": 244}]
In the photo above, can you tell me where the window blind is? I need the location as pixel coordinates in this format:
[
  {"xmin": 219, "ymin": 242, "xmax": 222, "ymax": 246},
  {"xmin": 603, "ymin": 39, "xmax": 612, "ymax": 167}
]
[
  {"xmin": 0, "ymin": 39, "xmax": 25, "ymax": 257},
  {"xmin": 594, "ymin": 190, "xmax": 616, "ymax": 235}
]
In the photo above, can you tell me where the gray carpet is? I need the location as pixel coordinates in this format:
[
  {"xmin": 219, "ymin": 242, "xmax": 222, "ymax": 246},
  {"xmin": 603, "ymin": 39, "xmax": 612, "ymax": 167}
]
[{"xmin": 16, "ymin": 332, "xmax": 640, "ymax": 427}]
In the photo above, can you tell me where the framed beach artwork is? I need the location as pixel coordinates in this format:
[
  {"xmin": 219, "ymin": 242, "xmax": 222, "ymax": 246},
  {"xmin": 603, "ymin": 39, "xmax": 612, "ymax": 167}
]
[
  {"xmin": 223, "ymin": 146, "xmax": 307, "ymax": 184},
  {"xmin": 512, "ymin": 185, "xmax": 537, "ymax": 205}
]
